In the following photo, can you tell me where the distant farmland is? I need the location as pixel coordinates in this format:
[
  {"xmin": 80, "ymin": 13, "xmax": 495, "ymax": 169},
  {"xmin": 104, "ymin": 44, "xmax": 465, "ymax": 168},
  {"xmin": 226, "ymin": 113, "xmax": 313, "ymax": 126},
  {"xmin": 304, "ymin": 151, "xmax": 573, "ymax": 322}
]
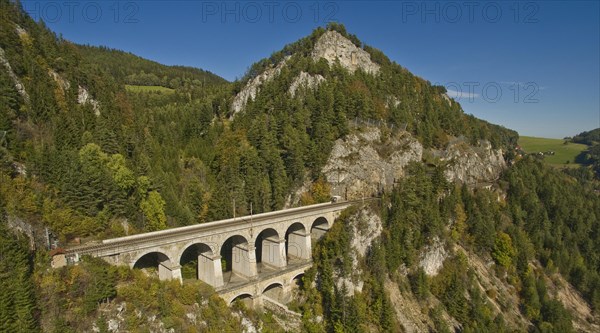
[{"xmin": 519, "ymin": 136, "xmax": 588, "ymax": 166}]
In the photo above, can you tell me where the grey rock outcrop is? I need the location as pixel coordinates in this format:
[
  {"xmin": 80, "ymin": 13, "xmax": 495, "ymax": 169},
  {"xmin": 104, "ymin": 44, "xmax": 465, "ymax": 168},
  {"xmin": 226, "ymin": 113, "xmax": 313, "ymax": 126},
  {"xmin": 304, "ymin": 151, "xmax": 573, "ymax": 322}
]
[
  {"xmin": 418, "ymin": 237, "xmax": 447, "ymax": 276},
  {"xmin": 284, "ymin": 177, "xmax": 312, "ymax": 208},
  {"xmin": 49, "ymin": 69, "xmax": 71, "ymax": 91},
  {"xmin": 232, "ymin": 30, "xmax": 379, "ymax": 116},
  {"xmin": 387, "ymin": 95, "xmax": 401, "ymax": 108},
  {"xmin": 231, "ymin": 57, "xmax": 289, "ymax": 116},
  {"xmin": 350, "ymin": 208, "xmax": 383, "ymax": 259},
  {"xmin": 440, "ymin": 139, "xmax": 506, "ymax": 185},
  {"xmin": 15, "ymin": 25, "xmax": 27, "ymax": 37},
  {"xmin": 335, "ymin": 206, "xmax": 382, "ymax": 296},
  {"xmin": 442, "ymin": 93, "xmax": 453, "ymax": 106},
  {"xmin": 47, "ymin": 69, "xmax": 100, "ymax": 116},
  {"xmin": 312, "ymin": 30, "xmax": 380, "ymax": 75},
  {"xmin": 323, "ymin": 127, "xmax": 422, "ymax": 200},
  {"xmin": 0, "ymin": 46, "xmax": 29, "ymax": 103},
  {"xmin": 288, "ymin": 71, "xmax": 325, "ymax": 97},
  {"xmin": 77, "ymin": 85, "xmax": 101, "ymax": 116}
]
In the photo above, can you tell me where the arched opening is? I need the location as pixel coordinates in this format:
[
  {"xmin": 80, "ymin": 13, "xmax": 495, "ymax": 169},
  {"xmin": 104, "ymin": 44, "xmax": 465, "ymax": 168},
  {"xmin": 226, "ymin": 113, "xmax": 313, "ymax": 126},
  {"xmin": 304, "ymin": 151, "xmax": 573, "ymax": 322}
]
[
  {"xmin": 288, "ymin": 273, "xmax": 305, "ymax": 304},
  {"xmin": 262, "ymin": 283, "xmax": 285, "ymax": 303},
  {"xmin": 255, "ymin": 228, "xmax": 284, "ymax": 272},
  {"xmin": 286, "ymin": 222, "xmax": 310, "ymax": 262},
  {"xmin": 179, "ymin": 243, "xmax": 215, "ymax": 281},
  {"xmin": 311, "ymin": 217, "xmax": 329, "ymax": 241},
  {"xmin": 133, "ymin": 252, "xmax": 170, "ymax": 271},
  {"xmin": 291, "ymin": 273, "xmax": 305, "ymax": 290},
  {"xmin": 133, "ymin": 252, "xmax": 174, "ymax": 280},
  {"xmin": 220, "ymin": 235, "xmax": 255, "ymax": 284},
  {"xmin": 230, "ymin": 293, "xmax": 254, "ymax": 308}
]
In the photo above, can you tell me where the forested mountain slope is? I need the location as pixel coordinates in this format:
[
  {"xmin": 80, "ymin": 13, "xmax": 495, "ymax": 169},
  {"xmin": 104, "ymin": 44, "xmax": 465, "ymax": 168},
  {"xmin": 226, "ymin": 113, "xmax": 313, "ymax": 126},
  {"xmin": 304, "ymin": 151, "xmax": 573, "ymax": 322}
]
[
  {"xmin": 0, "ymin": 2, "xmax": 516, "ymax": 243},
  {"xmin": 76, "ymin": 44, "xmax": 227, "ymax": 88},
  {"xmin": 1, "ymin": 1, "xmax": 599, "ymax": 332},
  {"xmin": 568, "ymin": 128, "xmax": 600, "ymax": 179}
]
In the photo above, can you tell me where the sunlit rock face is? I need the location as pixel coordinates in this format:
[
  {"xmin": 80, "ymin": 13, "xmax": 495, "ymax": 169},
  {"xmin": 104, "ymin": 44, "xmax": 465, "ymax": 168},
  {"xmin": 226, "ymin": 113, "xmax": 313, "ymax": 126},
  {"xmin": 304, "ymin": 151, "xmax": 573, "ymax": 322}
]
[
  {"xmin": 440, "ymin": 140, "xmax": 506, "ymax": 185},
  {"xmin": 231, "ymin": 57, "xmax": 289, "ymax": 116},
  {"xmin": 311, "ymin": 30, "xmax": 380, "ymax": 75},
  {"xmin": 323, "ymin": 127, "xmax": 423, "ymax": 200},
  {"xmin": 288, "ymin": 71, "xmax": 325, "ymax": 97}
]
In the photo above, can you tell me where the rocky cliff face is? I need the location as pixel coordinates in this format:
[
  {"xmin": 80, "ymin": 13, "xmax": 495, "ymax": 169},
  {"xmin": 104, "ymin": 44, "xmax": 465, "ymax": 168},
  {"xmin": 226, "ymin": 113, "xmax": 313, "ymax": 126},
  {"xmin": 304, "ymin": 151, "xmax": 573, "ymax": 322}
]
[
  {"xmin": 322, "ymin": 127, "xmax": 423, "ymax": 200},
  {"xmin": 312, "ymin": 30, "xmax": 380, "ymax": 75},
  {"xmin": 322, "ymin": 127, "xmax": 506, "ymax": 197},
  {"xmin": 335, "ymin": 206, "xmax": 382, "ymax": 296},
  {"xmin": 0, "ymin": 46, "xmax": 29, "ymax": 103},
  {"xmin": 47, "ymin": 68, "xmax": 101, "ymax": 117},
  {"xmin": 418, "ymin": 237, "xmax": 447, "ymax": 276},
  {"xmin": 331, "ymin": 207, "xmax": 599, "ymax": 333},
  {"xmin": 288, "ymin": 71, "xmax": 325, "ymax": 97},
  {"xmin": 440, "ymin": 140, "xmax": 506, "ymax": 185},
  {"xmin": 48, "ymin": 69, "xmax": 70, "ymax": 91},
  {"xmin": 317, "ymin": 125, "xmax": 600, "ymax": 332},
  {"xmin": 84, "ymin": 299, "xmax": 265, "ymax": 333},
  {"xmin": 2, "ymin": 23, "xmax": 101, "ymax": 117},
  {"xmin": 77, "ymin": 85, "xmax": 101, "ymax": 116},
  {"xmin": 231, "ymin": 57, "xmax": 289, "ymax": 116},
  {"xmin": 232, "ymin": 30, "xmax": 380, "ymax": 115}
]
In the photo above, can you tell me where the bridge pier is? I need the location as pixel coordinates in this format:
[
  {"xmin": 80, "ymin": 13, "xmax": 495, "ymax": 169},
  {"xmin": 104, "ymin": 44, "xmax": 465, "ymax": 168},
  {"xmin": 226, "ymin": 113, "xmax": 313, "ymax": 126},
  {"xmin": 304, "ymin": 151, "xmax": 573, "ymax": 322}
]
[
  {"xmin": 159, "ymin": 262, "xmax": 182, "ymax": 282},
  {"xmin": 233, "ymin": 244, "xmax": 257, "ymax": 278},
  {"xmin": 252, "ymin": 295, "xmax": 263, "ymax": 308},
  {"xmin": 198, "ymin": 253, "xmax": 224, "ymax": 288},
  {"xmin": 261, "ymin": 238, "xmax": 287, "ymax": 268},
  {"xmin": 287, "ymin": 231, "xmax": 312, "ymax": 260},
  {"xmin": 281, "ymin": 283, "xmax": 294, "ymax": 303}
]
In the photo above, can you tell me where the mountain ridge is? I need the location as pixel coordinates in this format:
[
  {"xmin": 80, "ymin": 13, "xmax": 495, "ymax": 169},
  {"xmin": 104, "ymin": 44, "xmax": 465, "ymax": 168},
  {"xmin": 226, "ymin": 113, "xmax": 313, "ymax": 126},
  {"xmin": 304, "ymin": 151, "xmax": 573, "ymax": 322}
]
[{"xmin": 75, "ymin": 44, "xmax": 228, "ymax": 88}]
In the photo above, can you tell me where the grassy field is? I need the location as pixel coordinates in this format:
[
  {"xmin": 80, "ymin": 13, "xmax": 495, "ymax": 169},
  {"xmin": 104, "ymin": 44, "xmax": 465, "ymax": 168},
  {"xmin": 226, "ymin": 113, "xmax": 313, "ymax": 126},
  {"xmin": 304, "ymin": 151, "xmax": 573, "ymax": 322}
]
[
  {"xmin": 519, "ymin": 136, "xmax": 588, "ymax": 166},
  {"xmin": 125, "ymin": 85, "xmax": 175, "ymax": 94}
]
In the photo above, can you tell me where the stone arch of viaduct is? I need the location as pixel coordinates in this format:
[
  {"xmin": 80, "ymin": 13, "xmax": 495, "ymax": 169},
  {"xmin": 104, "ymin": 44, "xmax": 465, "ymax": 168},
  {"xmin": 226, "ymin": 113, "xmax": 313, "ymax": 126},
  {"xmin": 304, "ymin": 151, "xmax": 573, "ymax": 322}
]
[
  {"xmin": 66, "ymin": 201, "xmax": 364, "ymax": 304},
  {"xmin": 222, "ymin": 269, "xmax": 307, "ymax": 307},
  {"xmin": 124, "ymin": 213, "xmax": 333, "ymax": 287}
]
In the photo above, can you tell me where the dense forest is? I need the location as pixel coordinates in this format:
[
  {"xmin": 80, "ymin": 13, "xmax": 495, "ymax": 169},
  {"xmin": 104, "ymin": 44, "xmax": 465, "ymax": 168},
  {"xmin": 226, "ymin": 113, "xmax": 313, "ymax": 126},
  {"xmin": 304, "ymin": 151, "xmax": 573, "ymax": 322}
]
[
  {"xmin": 568, "ymin": 128, "xmax": 600, "ymax": 178},
  {"xmin": 302, "ymin": 157, "xmax": 599, "ymax": 332},
  {"xmin": 1, "ymin": 0, "xmax": 599, "ymax": 331},
  {"xmin": 75, "ymin": 45, "xmax": 227, "ymax": 89}
]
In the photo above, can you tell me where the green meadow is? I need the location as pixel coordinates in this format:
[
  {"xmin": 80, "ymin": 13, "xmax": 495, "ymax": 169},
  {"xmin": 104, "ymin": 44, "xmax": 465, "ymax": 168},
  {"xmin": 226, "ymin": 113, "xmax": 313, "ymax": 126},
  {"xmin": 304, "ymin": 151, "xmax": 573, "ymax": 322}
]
[{"xmin": 519, "ymin": 136, "xmax": 588, "ymax": 166}]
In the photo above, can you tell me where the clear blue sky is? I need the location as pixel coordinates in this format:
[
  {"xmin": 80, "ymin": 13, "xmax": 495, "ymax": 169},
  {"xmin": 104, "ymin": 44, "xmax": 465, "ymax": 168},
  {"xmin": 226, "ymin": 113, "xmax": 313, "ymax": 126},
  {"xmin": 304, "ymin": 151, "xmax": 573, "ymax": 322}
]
[{"xmin": 21, "ymin": 0, "xmax": 600, "ymax": 138}]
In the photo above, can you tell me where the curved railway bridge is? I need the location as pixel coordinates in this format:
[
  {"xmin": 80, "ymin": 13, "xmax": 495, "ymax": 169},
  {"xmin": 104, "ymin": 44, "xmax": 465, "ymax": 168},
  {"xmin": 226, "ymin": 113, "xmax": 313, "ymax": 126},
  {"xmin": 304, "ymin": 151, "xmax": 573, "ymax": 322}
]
[{"xmin": 66, "ymin": 199, "xmax": 371, "ymax": 305}]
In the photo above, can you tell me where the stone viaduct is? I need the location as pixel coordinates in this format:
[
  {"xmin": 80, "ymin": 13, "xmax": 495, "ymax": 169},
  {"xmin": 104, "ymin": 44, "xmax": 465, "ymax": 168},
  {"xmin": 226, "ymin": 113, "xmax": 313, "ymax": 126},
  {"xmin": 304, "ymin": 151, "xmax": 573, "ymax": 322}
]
[{"xmin": 66, "ymin": 200, "xmax": 364, "ymax": 305}]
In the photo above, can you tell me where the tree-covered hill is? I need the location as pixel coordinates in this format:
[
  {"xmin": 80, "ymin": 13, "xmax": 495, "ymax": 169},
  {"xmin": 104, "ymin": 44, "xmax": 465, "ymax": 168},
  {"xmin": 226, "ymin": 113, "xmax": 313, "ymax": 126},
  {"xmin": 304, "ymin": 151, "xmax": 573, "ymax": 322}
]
[
  {"xmin": 76, "ymin": 44, "xmax": 228, "ymax": 88},
  {"xmin": 567, "ymin": 128, "xmax": 600, "ymax": 180},
  {"xmin": 1, "ymin": 0, "xmax": 232, "ymax": 242},
  {"xmin": 303, "ymin": 157, "xmax": 600, "ymax": 332},
  {"xmin": 571, "ymin": 128, "xmax": 600, "ymax": 146},
  {"xmin": 232, "ymin": 23, "xmax": 518, "ymax": 151},
  {"xmin": 0, "ymin": 1, "xmax": 518, "ymax": 246}
]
